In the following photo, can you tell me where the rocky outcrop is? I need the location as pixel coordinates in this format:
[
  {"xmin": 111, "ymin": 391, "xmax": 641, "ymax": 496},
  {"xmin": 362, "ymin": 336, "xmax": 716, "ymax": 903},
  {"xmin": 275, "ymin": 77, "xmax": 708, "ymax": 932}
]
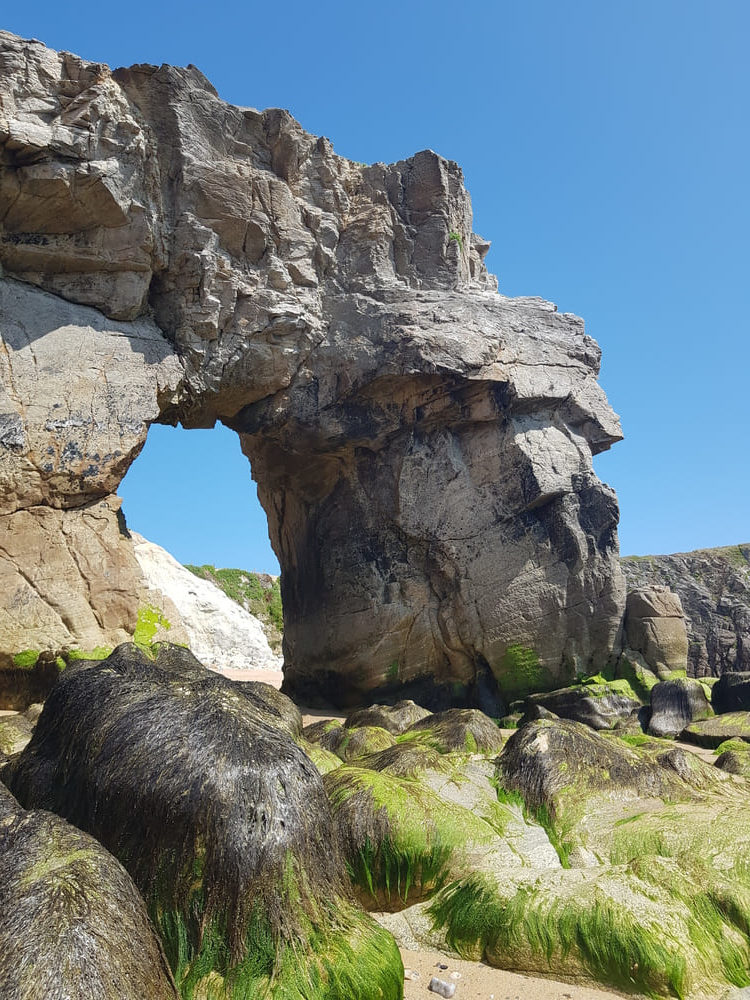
[
  {"xmin": 0, "ymin": 31, "xmax": 625, "ymax": 706},
  {"xmin": 131, "ymin": 533, "xmax": 281, "ymax": 671},
  {"xmin": 622, "ymin": 545, "xmax": 750, "ymax": 677},
  {"xmin": 622, "ymin": 586, "xmax": 689, "ymax": 675}
]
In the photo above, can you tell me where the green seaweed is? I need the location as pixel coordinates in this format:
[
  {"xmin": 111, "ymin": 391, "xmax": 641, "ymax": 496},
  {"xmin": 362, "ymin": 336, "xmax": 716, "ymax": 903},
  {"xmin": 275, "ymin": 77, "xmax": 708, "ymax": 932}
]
[
  {"xmin": 134, "ymin": 605, "xmax": 171, "ymax": 651},
  {"xmin": 66, "ymin": 646, "xmax": 113, "ymax": 662},
  {"xmin": 494, "ymin": 645, "xmax": 548, "ymax": 699},
  {"xmin": 326, "ymin": 767, "xmax": 498, "ymax": 908},
  {"xmin": 156, "ymin": 896, "xmax": 403, "ymax": 1000},
  {"xmin": 12, "ymin": 650, "xmax": 39, "ymax": 669},
  {"xmin": 429, "ymin": 875, "xmax": 689, "ymax": 997}
]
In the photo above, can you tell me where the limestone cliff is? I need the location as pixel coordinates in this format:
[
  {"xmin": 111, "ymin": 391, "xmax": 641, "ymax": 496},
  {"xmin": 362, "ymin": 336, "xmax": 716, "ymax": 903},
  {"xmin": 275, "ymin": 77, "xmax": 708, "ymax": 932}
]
[
  {"xmin": 0, "ymin": 31, "xmax": 625, "ymax": 707},
  {"xmin": 622, "ymin": 545, "xmax": 750, "ymax": 677}
]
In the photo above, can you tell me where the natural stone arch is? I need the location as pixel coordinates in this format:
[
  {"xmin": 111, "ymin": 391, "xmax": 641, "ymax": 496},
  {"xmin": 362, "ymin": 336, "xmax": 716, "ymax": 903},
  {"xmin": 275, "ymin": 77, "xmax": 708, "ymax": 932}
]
[{"xmin": 0, "ymin": 31, "xmax": 625, "ymax": 708}]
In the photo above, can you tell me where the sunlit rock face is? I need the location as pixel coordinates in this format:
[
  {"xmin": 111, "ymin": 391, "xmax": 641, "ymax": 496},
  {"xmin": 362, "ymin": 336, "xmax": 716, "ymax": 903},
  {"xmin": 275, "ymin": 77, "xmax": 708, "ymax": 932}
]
[{"xmin": 0, "ymin": 30, "xmax": 624, "ymax": 704}]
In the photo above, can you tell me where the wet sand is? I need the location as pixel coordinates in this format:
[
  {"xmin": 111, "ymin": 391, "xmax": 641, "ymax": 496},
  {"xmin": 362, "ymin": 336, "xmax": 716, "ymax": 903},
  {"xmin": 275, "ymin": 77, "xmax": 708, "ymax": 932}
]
[{"xmin": 399, "ymin": 948, "xmax": 639, "ymax": 1000}]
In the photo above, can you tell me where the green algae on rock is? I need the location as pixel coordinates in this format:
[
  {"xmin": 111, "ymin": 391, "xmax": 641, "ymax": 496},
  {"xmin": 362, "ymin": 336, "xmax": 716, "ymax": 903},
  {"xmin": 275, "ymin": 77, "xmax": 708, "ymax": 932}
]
[
  {"xmin": 344, "ymin": 700, "xmax": 431, "ymax": 735},
  {"xmin": 3, "ymin": 643, "xmax": 403, "ymax": 1000},
  {"xmin": 398, "ymin": 709, "xmax": 505, "ymax": 754},
  {"xmin": 682, "ymin": 713, "xmax": 750, "ymax": 749},
  {"xmin": 0, "ymin": 783, "xmax": 180, "ymax": 1000},
  {"xmin": 325, "ymin": 764, "xmax": 506, "ymax": 911}
]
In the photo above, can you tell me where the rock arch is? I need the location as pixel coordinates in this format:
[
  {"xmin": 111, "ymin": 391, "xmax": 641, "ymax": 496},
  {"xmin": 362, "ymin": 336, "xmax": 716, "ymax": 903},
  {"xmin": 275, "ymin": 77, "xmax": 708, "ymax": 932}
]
[{"xmin": 0, "ymin": 31, "xmax": 624, "ymax": 707}]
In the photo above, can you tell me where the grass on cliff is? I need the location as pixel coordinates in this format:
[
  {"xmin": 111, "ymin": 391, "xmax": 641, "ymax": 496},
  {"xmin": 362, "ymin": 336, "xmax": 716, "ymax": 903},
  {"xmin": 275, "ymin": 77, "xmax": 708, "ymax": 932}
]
[{"xmin": 185, "ymin": 565, "xmax": 283, "ymax": 651}]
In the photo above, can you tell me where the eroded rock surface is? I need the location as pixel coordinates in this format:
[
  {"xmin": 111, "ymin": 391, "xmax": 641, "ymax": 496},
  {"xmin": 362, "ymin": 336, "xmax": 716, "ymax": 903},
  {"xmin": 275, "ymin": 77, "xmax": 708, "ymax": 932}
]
[
  {"xmin": 1, "ymin": 31, "xmax": 625, "ymax": 704},
  {"xmin": 622, "ymin": 545, "xmax": 750, "ymax": 677}
]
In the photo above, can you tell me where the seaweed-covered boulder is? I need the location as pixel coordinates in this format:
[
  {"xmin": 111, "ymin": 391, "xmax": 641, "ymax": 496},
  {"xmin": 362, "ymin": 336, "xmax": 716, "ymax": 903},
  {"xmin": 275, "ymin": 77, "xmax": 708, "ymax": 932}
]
[
  {"xmin": 497, "ymin": 719, "xmax": 718, "ymax": 839},
  {"xmin": 516, "ymin": 702, "xmax": 559, "ymax": 727},
  {"xmin": 304, "ymin": 719, "xmax": 395, "ymax": 762},
  {"xmin": 358, "ymin": 741, "xmax": 448, "ymax": 778},
  {"xmin": 712, "ymin": 673, "xmax": 750, "ymax": 714},
  {"xmin": 0, "ymin": 714, "xmax": 33, "ymax": 756},
  {"xmin": 324, "ymin": 762, "xmax": 551, "ymax": 912},
  {"xmin": 0, "ymin": 783, "xmax": 179, "ymax": 999},
  {"xmin": 4, "ymin": 649, "xmax": 403, "ymax": 999},
  {"xmin": 303, "ymin": 717, "xmax": 345, "ymax": 746},
  {"xmin": 614, "ymin": 652, "xmax": 660, "ymax": 701},
  {"xmin": 232, "ymin": 680, "xmax": 303, "ymax": 738},
  {"xmin": 523, "ymin": 680, "xmax": 641, "ymax": 730},
  {"xmin": 429, "ymin": 857, "xmax": 750, "ymax": 999},
  {"xmin": 715, "ymin": 742, "xmax": 750, "ymax": 777},
  {"xmin": 401, "ymin": 709, "xmax": 504, "ymax": 754},
  {"xmin": 682, "ymin": 713, "xmax": 750, "ymax": 750},
  {"xmin": 648, "ymin": 677, "xmax": 714, "ymax": 738},
  {"xmin": 296, "ymin": 738, "xmax": 342, "ymax": 775},
  {"xmin": 331, "ymin": 725, "xmax": 396, "ymax": 762},
  {"xmin": 420, "ymin": 718, "xmax": 750, "ymax": 998},
  {"xmin": 345, "ymin": 700, "xmax": 431, "ymax": 734}
]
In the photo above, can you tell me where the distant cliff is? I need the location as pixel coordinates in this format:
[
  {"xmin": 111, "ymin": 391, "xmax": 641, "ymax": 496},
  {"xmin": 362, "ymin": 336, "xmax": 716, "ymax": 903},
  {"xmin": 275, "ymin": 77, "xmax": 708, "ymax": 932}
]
[{"xmin": 622, "ymin": 544, "xmax": 750, "ymax": 676}]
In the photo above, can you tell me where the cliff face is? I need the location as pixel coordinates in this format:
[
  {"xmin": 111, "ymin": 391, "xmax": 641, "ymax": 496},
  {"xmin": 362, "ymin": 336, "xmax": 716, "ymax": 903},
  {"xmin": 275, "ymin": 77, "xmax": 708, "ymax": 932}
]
[
  {"xmin": 0, "ymin": 31, "xmax": 625, "ymax": 707},
  {"xmin": 622, "ymin": 545, "xmax": 750, "ymax": 678}
]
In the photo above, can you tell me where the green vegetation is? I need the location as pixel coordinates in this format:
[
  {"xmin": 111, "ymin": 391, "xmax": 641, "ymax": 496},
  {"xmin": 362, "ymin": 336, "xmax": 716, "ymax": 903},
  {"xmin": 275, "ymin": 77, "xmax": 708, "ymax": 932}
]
[
  {"xmin": 66, "ymin": 646, "xmax": 113, "ymax": 662},
  {"xmin": 615, "ymin": 656, "xmax": 659, "ymax": 701},
  {"xmin": 155, "ymin": 896, "xmax": 403, "ymax": 1000},
  {"xmin": 133, "ymin": 605, "xmax": 171, "ymax": 651},
  {"xmin": 326, "ymin": 766, "xmax": 499, "ymax": 908},
  {"xmin": 429, "ymin": 875, "xmax": 691, "ymax": 996},
  {"xmin": 448, "ymin": 230, "xmax": 463, "ymax": 250},
  {"xmin": 385, "ymin": 660, "xmax": 399, "ymax": 682},
  {"xmin": 12, "ymin": 649, "xmax": 39, "ymax": 669},
  {"xmin": 186, "ymin": 565, "xmax": 283, "ymax": 652},
  {"xmin": 715, "ymin": 738, "xmax": 750, "ymax": 756},
  {"xmin": 494, "ymin": 645, "xmax": 547, "ymax": 699}
]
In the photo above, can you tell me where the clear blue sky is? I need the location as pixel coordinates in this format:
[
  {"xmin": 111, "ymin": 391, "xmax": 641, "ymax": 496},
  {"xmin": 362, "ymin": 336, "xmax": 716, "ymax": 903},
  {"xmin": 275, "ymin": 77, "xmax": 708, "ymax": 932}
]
[{"xmin": 7, "ymin": 1, "xmax": 748, "ymax": 571}]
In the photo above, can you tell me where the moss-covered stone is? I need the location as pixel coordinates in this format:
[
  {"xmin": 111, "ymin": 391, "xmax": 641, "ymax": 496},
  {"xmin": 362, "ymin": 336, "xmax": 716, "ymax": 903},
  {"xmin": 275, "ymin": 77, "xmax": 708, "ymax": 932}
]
[
  {"xmin": 682, "ymin": 713, "xmax": 750, "ymax": 749},
  {"xmin": 4, "ymin": 645, "xmax": 403, "ymax": 999},
  {"xmin": 344, "ymin": 700, "xmax": 431, "ymax": 735},
  {"xmin": 615, "ymin": 654, "xmax": 660, "ymax": 701},
  {"xmin": 398, "ymin": 709, "xmax": 504, "ymax": 754},
  {"xmin": 524, "ymin": 681, "xmax": 642, "ymax": 731},
  {"xmin": 429, "ymin": 859, "xmax": 750, "ymax": 998},
  {"xmin": 0, "ymin": 789, "xmax": 180, "ymax": 998},
  {"xmin": 324, "ymin": 765, "xmax": 503, "ymax": 911},
  {"xmin": 492, "ymin": 645, "xmax": 551, "ymax": 700}
]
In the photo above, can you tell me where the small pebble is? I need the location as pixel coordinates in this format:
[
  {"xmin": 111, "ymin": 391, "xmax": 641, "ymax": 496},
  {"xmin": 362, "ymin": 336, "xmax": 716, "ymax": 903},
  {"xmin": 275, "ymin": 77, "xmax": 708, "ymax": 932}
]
[
  {"xmin": 450, "ymin": 971, "xmax": 461, "ymax": 980},
  {"xmin": 436, "ymin": 962, "xmax": 448, "ymax": 970},
  {"xmin": 403, "ymin": 968, "xmax": 420, "ymax": 981},
  {"xmin": 428, "ymin": 977, "xmax": 456, "ymax": 998}
]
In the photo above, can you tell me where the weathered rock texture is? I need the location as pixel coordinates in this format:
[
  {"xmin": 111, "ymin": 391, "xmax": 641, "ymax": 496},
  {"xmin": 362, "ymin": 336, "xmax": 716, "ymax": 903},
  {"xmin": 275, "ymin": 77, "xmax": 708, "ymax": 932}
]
[
  {"xmin": 0, "ymin": 31, "xmax": 625, "ymax": 705},
  {"xmin": 622, "ymin": 585, "xmax": 689, "ymax": 675},
  {"xmin": 622, "ymin": 545, "xmax": 750, "ymax": 677}
]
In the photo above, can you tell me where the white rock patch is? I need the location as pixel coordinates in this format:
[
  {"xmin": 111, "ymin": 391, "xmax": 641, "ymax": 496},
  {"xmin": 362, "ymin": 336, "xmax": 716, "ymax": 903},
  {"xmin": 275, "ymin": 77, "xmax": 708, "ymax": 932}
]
[{"xmin": 131, "ymin": 533, "xmax": 282, "ymax": 673}]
